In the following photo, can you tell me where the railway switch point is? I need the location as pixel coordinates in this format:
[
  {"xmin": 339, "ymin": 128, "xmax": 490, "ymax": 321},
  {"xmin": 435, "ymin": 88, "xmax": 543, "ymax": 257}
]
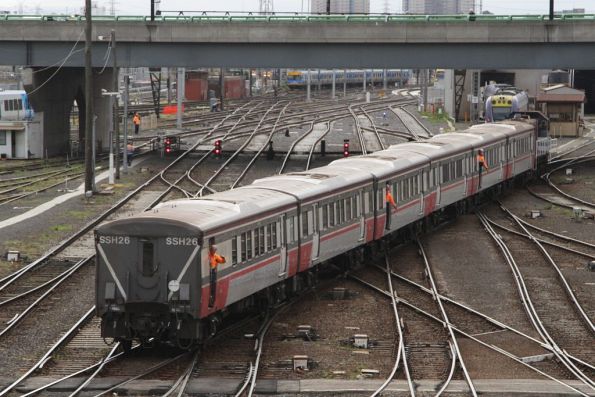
[{"xmin": 529, "ymin": 210, "xmax": 542, "ymax": 219}]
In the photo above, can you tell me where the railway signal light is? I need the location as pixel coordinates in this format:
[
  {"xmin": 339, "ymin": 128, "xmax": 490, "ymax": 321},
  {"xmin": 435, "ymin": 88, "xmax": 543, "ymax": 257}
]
[
  {"xmin": 214, "ymin": 139, "xmax": 222, "ymax": 158},
  {"xmin": 164, "ymin": 137, "xmax": 172, "ymax": 154},
  {"xmin": 343, "ymin": 139, "xmax": 350, "ymax": 157}
]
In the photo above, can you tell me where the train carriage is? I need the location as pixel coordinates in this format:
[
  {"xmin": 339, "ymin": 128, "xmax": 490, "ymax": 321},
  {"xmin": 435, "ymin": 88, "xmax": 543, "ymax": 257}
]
[{"xmin": 95, "ymin": 118, "xmax": 542, "ymax": 346}]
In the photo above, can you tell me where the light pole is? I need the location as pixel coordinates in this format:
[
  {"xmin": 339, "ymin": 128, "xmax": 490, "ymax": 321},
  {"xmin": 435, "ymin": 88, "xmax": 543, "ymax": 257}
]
[{"xmin": 549, "ymin": 0, "xmax": 554, "ymax": 21}]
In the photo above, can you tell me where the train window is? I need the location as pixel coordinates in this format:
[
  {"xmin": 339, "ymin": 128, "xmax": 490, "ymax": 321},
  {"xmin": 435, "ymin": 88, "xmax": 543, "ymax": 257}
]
[
  {"xmin": 287, "ymin": 217, "xmax": 293, "ymax": 243},
  {"xmin": 141, "ymin": 240, "xmax": 155, "ymax": 277},
  {"xmin": 413, "ymin": 175, "xmax": 419, "ymax": 195},
  {"xmin": 241, "ymin": 233, "xmax": 247, "ymax": 261},
  {"xmin": 307, "ymin": 210, "xmax": 314, "ymax": 235},
  {"xmin": 247, "ymin": 231, "xmax": 253, "ymax": 259},
  {"xmin": 302, "ymin": 213, "xmax": 308, "ymax": 238},
  {"xmin": 346, "ymin": 197, "xmax": 352, "ymax": 221},
  {"xmin": 338, "ymin": 200, "xmax": 344, "ymax": 224},
  {"xmin": 0, "ymin": 131, "xmax": 6, "ymax": 145},
  {"xmin": 442, "ymin": 163, "xmax": 450, "ymax": 183},
  {"xmin": 329, "ymin": 204, "xmax": 335, "ymax": 227},
  {"xmin": 17, "ymin": 99, "xmax": 22, "ymax": 110},
  {"xmin": 272, "ymin": 223, "xmax": 278, "ymax": 249},
  {"xmin": 232, "ymin": 237, "xmax": 238, "ymax": 265},
  {"xmin": 456, "ymin": 159, "xmax": 463, "ymax": 179},
  {"xmin": 254, "ymin": 229, "xmax": 260, "ymax": 256},
  {"xmin": 367, "ymin": 191, "xmax": 373, "ymax": 212},
  {"xmin": 259, "ymin": 227, "xmax": 265, "ymax": 255},
  {"xmin": 322, "ymin": 205, "xmax": 328, "ymax": 229},
  {"xmin": 293, "ymin": 216, "xmax": 298, "ymax": 240}
]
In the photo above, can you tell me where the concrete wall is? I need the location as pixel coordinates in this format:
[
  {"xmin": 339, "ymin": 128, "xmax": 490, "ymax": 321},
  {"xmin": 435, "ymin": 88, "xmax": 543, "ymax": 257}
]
[{"xmin": 25, "ymin": 67, "xmax": 114, "ymax": 156}]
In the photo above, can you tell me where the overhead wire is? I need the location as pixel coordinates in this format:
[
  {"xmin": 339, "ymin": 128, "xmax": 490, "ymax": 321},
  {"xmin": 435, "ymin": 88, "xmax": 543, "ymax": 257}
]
[{"xmin": 27, "ymin": 29, "xmax": 85, "ymax": 96}]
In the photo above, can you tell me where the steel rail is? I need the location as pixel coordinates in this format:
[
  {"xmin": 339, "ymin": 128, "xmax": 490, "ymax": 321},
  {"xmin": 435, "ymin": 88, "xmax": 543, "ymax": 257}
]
[
  {"xmin": 0, "ymin": 307, "xmax": 96, "ymax": 397},
  {"xmin": 386, "ymin": 264, "xmax": 593, "ymax": 371},
  {"xmin": 67, "ymin": 342, "xmax": 121, "ymax": 397},
  {"xmin": 499, "ymin": 206, "xmax": 595, "ymax": 334},
  {"xmin": 0, "ymin": 256, "xmax": 92, "ymax": 338},
  {"xmin": 400, "ymin": 106, "xmax": 434, "ymax": 137},
  {"xmin": 348, "ymin": 104, "xmax": 367, "ymax": 156},
  {"xmin": 357, "ymin": 105, "xmax": 386, "ymax": 150},
  {"xmin": 416, "ymin": 241, "xmax": 478, "ymax": 397},
  {"xmin": 160, "ymin": 100, "xmax": 261, "ymax": 194},
  {"xmin": 435, "ymin": 342, "xmax": 458, "ymax": 397},
  {"xmin": 350, "ymin": 273, "xmax": 591, "ymax": 397},
  {"xmin": 19, "ymin": 344, "xmax": 145, "ymax": 397},
  {"xmin": 0, "ymin": 167, "xmax": 77, "ymax": 189},
  {"xmin": 548, "ymin": 139, "xmax": 595, "ymax": 163},
  {"xmin": 305, "ymin": 121, "xmax": 332, "ymax": 170},
  {"xmin": 161, "ymin": 350, "xmax": 200, "ymax": 397},
  {"xmin": 477, "ymin": 212, "xmax": 595, "ymax": 390},
  {"xmin": 195, "ymin": 101, "xmax": 284, "ymax": 196},
  {"xmin": 232, "ymin": 102, "xmax": 291, "ymax": 188},
  {"xmin": 277, "ymin": 121, "xmax": 316, "ymax": 175},
  {"xmin": 485, "ymin": 217, "xmax": 595, "ymax": 260}
]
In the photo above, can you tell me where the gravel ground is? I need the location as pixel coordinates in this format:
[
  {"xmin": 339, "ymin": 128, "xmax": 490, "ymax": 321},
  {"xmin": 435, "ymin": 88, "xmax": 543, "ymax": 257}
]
[{"xmin": 259, "ymin": 277, "xmax": 396, "ymax": 381}]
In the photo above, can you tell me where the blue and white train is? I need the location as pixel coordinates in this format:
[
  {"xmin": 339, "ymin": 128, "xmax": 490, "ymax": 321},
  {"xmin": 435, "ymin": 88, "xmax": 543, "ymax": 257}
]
[
  {"xmin": 0, "ymin": 90, "xmax": 35, "ymax": 121},
  {"xmin": 287, "ymin": 69, "xmax": 410, "ymax": 88}
]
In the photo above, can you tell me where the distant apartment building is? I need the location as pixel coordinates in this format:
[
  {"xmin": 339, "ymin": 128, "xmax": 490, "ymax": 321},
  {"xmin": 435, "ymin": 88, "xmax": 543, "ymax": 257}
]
[
  {"xmin": 561, "ymin": 8, "xmax": 585, "ymax": 14},
  {"xmin": 310, "ymin": 0, "xmax": 370, "ymax": 14},
  {"xmin": 402, "ymin": 0, "xmax": 474, "ymax": 14}
]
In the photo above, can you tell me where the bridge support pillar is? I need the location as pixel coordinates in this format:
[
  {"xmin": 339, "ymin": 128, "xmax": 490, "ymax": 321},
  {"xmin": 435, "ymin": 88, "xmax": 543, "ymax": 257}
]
[{"xmin": 25, "ymin": 67, "xmax": 114, "ymax": 157}]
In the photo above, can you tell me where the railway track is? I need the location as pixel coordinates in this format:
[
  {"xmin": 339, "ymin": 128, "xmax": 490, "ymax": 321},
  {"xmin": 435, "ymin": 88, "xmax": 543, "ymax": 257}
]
[
  {"xmin": 351, "ymin": 242, "xmax": 591, "ymax": 396},
  {"xmin": 0, "ymin": 101, "xmax": 273, "ymax": 396},
  {"xmin": 477, "ymin": 211, "xmax": 595, "ymax": 392},
  {"xmin": 390, "ymin": 104, "xmax": 433, "ymax": 140}
]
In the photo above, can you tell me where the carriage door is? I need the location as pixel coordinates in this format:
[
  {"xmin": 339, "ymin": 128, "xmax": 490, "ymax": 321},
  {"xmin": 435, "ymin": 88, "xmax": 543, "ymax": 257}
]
[
  {"xmin": 279, "ymin": 215, "xmax": 288, "ymax": 276},
  {"xmin": 359, "ymin": 191, "xmax": 365, "ymax": 241},
  {"xmin": 311, "ymin": 204, "xmax": 320, "ymax": 261}
]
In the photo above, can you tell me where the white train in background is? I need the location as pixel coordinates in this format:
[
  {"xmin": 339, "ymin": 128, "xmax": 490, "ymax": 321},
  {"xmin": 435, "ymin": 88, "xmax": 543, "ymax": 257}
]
[{"xmin": 0, "ymin": 90, "xmax": 35, "ymax": 121}]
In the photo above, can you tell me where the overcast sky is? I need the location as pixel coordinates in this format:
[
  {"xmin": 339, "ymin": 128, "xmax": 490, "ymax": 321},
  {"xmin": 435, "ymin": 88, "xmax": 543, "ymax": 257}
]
[{"xmin": 3, "ymin": 0, "xmax": 594, "ymax": 15}]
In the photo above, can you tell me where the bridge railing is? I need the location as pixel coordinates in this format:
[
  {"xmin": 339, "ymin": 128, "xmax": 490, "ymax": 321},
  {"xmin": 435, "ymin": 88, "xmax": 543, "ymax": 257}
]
[{"xmin": 1, "ymin": 13, "xmax": 594, "ymax": 23}]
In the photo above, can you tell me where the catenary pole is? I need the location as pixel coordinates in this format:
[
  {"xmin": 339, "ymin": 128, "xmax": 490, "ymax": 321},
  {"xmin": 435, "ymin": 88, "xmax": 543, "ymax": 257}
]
[
  {"xmin": 111, "ymin": 30, "xmax": 120, "ymax": 180},
  {"xmin": 84, "ymin": 0, "xmax": 94, "ymax": 193}
]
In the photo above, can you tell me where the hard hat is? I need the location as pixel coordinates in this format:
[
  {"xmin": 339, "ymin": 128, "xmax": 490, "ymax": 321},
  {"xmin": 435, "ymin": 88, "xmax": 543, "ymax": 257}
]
[
  {"xmin": 211, "ymin": 244, "xmax": 218, "ymax": 251},
  {"xmin": 478, "ymin": 148, "xmax": 484, "ymax": 153}
]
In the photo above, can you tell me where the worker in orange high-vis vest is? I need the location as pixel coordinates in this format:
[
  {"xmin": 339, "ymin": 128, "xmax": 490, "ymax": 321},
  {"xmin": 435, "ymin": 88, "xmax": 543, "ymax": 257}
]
[
  {"xmin": 385, "ymin": 182, "xmax": 397, "ymax": 230},
  {"xmin": 477, "ymin": 148, "xmax": 488, "ymax": 189},
  {"xmin": 133, "ymin": 112, "xmax": 141, "ymax": 135},
  {"xmin": 208, "ymin": 244, "xmax": 226, "ymax": 307}
]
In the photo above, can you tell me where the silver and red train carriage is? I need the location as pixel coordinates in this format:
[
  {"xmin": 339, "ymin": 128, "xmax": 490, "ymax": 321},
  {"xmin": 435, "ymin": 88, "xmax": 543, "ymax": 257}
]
[{"xmin": 95, "ymin": 119, "xmax": 545, "ymax": 346}]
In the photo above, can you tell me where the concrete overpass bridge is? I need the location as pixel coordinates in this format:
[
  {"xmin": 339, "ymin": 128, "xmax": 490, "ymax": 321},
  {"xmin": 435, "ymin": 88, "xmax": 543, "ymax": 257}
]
[
  {"xmin": 2, "ymin": 14, "xmax": 595, "ymax": 69},
  {"xmin": 2, "ymin": 14, "xmax": 595, "ymax": 156}
]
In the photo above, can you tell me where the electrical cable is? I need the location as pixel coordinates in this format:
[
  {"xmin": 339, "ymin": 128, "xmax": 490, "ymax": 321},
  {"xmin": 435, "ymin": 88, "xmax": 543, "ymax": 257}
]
[{"xmin": 27, "ymin": 30, "xmax": 85, "ymax": 96}]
